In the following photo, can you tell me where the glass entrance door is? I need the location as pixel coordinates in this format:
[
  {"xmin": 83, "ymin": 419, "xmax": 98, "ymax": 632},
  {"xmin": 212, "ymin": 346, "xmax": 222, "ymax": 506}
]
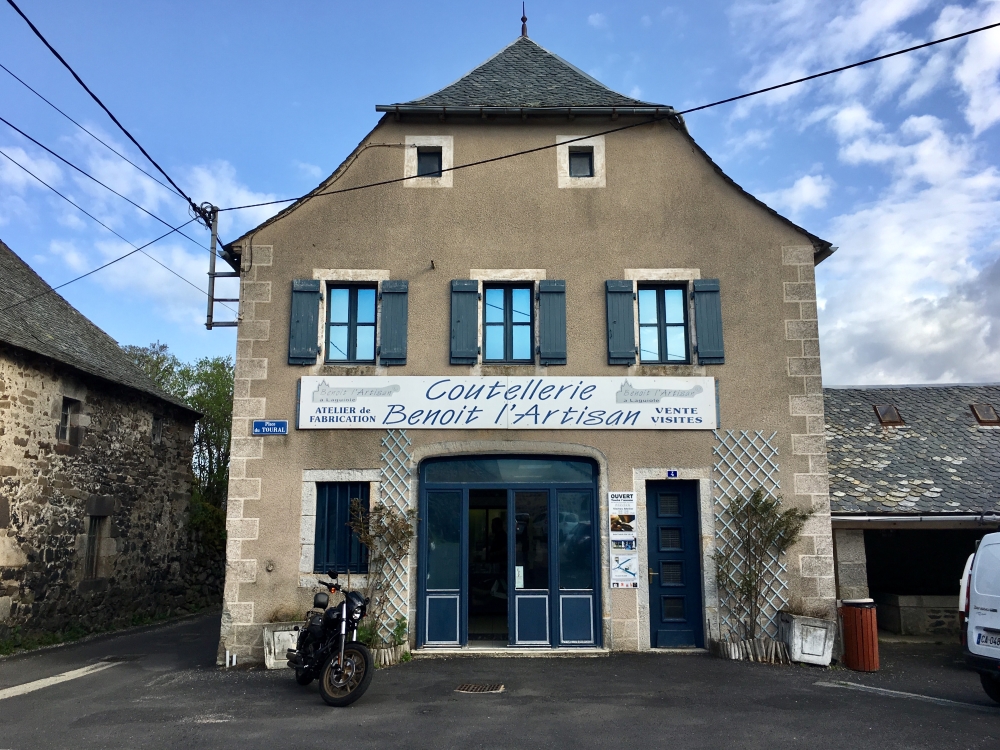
[
  {"xmin": 513, "ymin": 491, "xmax": 549, "ymax": 644},
  {"xmin": 419, "ymin": 457, "xmax": 600, "ymax": 649}
]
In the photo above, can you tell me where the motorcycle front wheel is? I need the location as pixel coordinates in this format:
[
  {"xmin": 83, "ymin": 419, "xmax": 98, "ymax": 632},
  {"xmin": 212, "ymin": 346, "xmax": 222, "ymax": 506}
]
[{"xmin": 319, "ymin": 642, "xmax": 373, "ymax": 707}]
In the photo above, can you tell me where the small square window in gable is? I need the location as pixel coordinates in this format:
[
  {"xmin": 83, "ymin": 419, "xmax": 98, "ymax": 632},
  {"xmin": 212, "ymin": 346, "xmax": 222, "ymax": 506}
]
[
  {"xmin": 873, "ymin": 404, "xmax": 904, "ymax": 426},
  {"xmin": 404, "ymin": 135, "xmax": 453, "ymax": 187},
  {"xmin": 971, "ymin": 403, "xmax": 1000, "ymax": 425},
  {"xmin": 557, "ymin": 135, "xmax": 605, "ymax": 188}
]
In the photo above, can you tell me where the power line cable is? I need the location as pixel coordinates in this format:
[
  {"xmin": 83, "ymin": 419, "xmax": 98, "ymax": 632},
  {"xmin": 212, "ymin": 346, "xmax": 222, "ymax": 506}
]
[
  {"xmin": 4, "ymin": 0, "xmax": 206, "ymax": 221},
  {"xmin": 0, "ymin": 60, "xmax": 183, "ymax": 199},
  {"xmin": 219, "ymin": 19, "xmax": 1000, "ymax": 214},
  {"xmin": 0, "ymin": 113, "xmax": 224, "ymax": 258},
  {"xmin": 0, "ymin": 147, "xmax": 237, "ymax": 314},
  {"xmin": 0, "ymin": 218, "xmax": 199, "ymax": 313}
]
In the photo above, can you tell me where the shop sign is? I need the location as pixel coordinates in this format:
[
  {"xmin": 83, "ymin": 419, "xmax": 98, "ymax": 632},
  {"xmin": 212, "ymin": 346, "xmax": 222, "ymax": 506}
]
[
  {"xmin": 609, "ymin": 492, "xmax": 639, "ymax": 588},
  {"xmin": 297, "ymin": 376, "xmax": 716, "ymax": 430}
]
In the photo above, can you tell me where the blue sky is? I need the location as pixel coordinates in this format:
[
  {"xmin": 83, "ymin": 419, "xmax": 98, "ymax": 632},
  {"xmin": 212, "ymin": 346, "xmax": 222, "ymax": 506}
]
[{"xmin": 2, "ymin": 0, "xmax": 999, "ymax": 384}]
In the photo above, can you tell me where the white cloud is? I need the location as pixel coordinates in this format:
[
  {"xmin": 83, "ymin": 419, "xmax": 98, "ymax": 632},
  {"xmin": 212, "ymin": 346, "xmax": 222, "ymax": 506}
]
[
  {"xmin": 49, "ymin": 239, "xmax": 89, "ymax": 272},
  {"xmin": 818, "ymin": 120, "xmax": 1000, "ymax": 383},
  {"xmin": 934, "ymin": 0, "xmax": 1000, "ymax": 134},
  {"xmin": 294, "ymin": 160, "xmax": 324, "ymax": 180},
  {"xmin": 760, "ymin": 173, "xmax": 834, "ymax": 214},
  {"xmin": 641, "ymin": 15, "xmax": 652, "ymax": 27},
  {"xmin": 0, "ymin": 146, "xmax": 62, "ymax": 192},
  {"xmin": 183, "ymin": 160, "xmax": 281, "ymax": 239},
  {"xmin": 588, "ymin": 13, "xmax": 607, "ymax": 29},
  {"xmin": 629, "ymin": 85, "xmax": 643, "ymax": 99}
]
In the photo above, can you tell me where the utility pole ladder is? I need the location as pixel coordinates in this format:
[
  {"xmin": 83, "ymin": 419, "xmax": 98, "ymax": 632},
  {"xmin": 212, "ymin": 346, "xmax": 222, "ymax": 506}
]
[{"xmin": 202, "ymin": 203, "xmax": 239, "ymax": 329}]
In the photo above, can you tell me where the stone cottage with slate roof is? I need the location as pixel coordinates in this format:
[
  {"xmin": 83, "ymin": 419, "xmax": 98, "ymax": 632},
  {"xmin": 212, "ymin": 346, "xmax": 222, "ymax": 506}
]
[
  {"xmin": 825, "ymin": 385, "xmax": 1000, "ymax": 635},
  {"xmin": 0, "ymin": 239, "xmax": 200, "ymax": 638},
  {"xmin": 218, "ymin": 29, "xmax": 838, "ymax": 663}
]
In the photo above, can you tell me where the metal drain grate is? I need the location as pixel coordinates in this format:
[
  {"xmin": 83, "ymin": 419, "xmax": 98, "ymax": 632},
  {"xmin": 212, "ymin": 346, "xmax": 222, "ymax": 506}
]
[{"xmin": 455, "ymin": 684, "xmax": 505, "ymax": 694}]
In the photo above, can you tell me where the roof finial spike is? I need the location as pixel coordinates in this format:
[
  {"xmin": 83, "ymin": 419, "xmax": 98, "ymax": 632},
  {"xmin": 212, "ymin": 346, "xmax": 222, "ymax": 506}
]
[{"xmin": 521, "ymin": 3, "xmax": 528, "ymax": 37}]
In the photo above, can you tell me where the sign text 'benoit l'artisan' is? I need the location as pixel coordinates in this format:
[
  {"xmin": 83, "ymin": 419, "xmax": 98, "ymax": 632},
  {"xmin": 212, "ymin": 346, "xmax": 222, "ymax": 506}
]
[{"xmin": 297, "ymin": 377, "xmax": 716, "ymax": 430}]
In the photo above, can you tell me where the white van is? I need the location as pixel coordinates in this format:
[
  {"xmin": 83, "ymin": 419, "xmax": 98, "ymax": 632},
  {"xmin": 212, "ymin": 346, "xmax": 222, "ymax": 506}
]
[{"xmin": 966, "ymin": 531, "xmax": 1000, "ymax": 705}]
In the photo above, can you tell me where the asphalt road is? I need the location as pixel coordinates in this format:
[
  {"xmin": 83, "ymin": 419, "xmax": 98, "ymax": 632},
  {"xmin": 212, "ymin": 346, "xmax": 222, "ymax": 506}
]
[{"xmin": 0, "ymin": 612, "xmax": 998, "ymax": 749}]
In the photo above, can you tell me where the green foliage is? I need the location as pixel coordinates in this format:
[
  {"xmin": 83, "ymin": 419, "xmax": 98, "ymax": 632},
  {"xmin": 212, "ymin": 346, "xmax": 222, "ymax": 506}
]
[
  {"xmin": 391, "ymin": 617, "xmax": 407, "ymax": 647},
  {"xmin": 356, "ymin": 621, "xmax": 378, "ymax": 649},
  {"xmin": 348, "ymin": 499, "xmax": 414, "ymax": 648},
  {"xmin": 189, "ymin": 491, "xmax": 226, "ymax": 552},
  {"xmin": 714, "ymin": 488, "xmax": 810, "ymax": 640},
  {"xmin": 399, "ymin": 650, "xmax": 413, "ymax": 663},
  {"xmin": 122, "ymin": 341, "xmax": 234, "ymax": 512}
]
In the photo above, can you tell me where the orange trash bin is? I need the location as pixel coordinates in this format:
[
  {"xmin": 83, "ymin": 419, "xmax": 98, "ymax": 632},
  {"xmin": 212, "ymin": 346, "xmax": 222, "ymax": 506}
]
[{"xmin": 841, "ymin": 598, "xmax": 879, "ymax": 672}]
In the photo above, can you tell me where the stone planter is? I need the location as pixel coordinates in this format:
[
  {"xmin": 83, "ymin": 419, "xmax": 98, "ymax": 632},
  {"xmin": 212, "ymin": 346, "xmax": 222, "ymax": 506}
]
[
  {"xmin": 778, "ymin": 612, "xmax": 835, "ymax": 666},
  {"xmin": 262, "ymin": 622, "xmax": 304, "ymax": 670}
]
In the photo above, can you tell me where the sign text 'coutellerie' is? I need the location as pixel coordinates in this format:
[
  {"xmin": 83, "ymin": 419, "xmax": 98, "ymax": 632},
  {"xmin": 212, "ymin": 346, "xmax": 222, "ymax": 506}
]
[{"xmin": 297, "ymin": 376, "xmax": 716, "ymax": 430}]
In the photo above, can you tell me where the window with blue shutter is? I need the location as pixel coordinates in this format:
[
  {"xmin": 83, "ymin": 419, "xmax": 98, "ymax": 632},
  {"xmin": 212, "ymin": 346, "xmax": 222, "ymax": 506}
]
[
  {"xmin": 606, "ymin": 280, "xmax": 636, "ymax": 365},
  {"xmin": 538, "ymin": 280, "xmax": 567, "ymax": 365},
  {"xmin": 450, "ymin": 279, "xmax": 479, "ymax": 365},
  {"xmin": 693, "ymin": 278, "xmax": 725, "ymax": 364},
  {"xmin": 638, "ymin": 285, "xmax": 689, "ymax": 364},
  {"xmin": 379, "ymin": 280, "xmax": 408, "ymax": 366},
  {"xmin": 289, "ymin": 279, "xmax": 321, "ymax": 365},
  {"xmin": 483, "ymin": 285, "xmax": 533, "ymax": 363},
  {"xmin": 314, "ymin": 482, "xmax": 369, "ymax": 574}
]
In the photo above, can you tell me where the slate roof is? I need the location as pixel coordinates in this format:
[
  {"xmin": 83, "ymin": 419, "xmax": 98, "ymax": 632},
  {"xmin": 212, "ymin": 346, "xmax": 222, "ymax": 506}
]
[
  {"xmin": 377, "ymin": 35, "xmax": 665, "ymax": 110},
  {"xmin": 0, "ymin": 240, "xmax": 197, "ymax": 414},
  {"xmin": 824, "ymin": 385, "xmax": 1000, "ymax": 516}
]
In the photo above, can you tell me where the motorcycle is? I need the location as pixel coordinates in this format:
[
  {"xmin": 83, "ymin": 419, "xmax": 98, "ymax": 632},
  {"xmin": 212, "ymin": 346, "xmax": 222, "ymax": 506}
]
[{"xmin": 286, "ymin": 571, "xmax": 374, "ymax": 706}]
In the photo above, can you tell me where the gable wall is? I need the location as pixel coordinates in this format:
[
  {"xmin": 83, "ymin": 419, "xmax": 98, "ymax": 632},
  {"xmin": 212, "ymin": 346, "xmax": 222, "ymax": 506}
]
[{"xmin": 221, "ymin": 114, "xmax": 834, "ymax": 659}]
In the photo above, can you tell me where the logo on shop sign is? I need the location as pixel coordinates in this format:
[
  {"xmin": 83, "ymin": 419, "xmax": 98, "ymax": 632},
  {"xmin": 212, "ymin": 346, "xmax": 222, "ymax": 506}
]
[{"xmin": 252, "ymin": 420, "xmax": 288, "ymax": 435}]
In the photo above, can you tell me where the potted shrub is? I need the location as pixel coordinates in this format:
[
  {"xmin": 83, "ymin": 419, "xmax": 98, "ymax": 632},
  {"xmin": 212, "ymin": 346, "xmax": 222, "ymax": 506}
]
[{"xmin": 713, "ymin": 488, "xmax": 810, "ymax": 664}]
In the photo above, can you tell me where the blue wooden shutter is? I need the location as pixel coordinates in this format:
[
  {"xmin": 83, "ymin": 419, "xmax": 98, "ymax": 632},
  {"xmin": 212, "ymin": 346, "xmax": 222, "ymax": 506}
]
[
  {"xmin": 606, "ymin": 280, "xmax": 636, "ymax": 365},
  {"xmin": 450, "ymin": 279, "xmax": 479, "ymax": 364},
  {"xmin": 538, "ymin": 280, "xmax": 567, "ymax": 365},
  {"xmin": 379, "ymin": 280, "xmax": 408, "ymax": 366},
  {"xmin": 693, "ymin": 278, "xmax": 725, "ymax": 364},
  {"xmin": 314, "ymin": 482, "xmax": 369, "ymax": 574},
  {"xmin": 288, "ymin": 279, "xmax": 321, "ymax": 365}
]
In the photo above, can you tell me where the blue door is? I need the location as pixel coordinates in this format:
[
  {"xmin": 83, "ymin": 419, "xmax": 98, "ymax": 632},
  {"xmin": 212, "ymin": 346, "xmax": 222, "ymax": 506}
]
[
  {"xmin": 646, "ymin": 481, "xmax": 704, "ymax": 648},
  {"xmin": 418, "ymin": 457, "xmax": 600, "ymax": 648}
]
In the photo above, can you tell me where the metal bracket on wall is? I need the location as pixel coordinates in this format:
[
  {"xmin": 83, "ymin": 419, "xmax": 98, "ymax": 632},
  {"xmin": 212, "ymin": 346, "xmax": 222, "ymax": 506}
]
[{"xmin": 202, "ymin": 203, "xmax": 239, "ymax": 329}]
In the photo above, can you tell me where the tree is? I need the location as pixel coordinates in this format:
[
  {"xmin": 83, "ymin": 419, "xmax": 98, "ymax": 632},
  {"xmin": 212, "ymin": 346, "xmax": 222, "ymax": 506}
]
[{"xmin": 122, "ymin": 342, "xmax": 234, "ymax": 511}]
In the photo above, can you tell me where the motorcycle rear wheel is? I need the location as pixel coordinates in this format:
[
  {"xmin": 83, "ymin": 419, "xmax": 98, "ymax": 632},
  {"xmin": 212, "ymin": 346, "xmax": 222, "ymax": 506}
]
[{"xmin": 319, "ymin": 642, "xmax": 373, "ymax": 707}]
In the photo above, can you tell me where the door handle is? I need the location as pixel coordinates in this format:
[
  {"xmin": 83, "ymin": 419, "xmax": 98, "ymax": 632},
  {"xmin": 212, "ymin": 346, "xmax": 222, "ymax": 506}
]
[{"xmin": 648, "ymin": 568, "xmax": 657, "ymax": 584}]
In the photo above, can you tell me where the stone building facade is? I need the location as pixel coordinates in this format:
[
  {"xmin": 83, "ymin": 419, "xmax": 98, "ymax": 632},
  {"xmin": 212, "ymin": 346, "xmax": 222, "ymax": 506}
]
[
  {"xmin": 218, "ymin": 33, "xmax": 838, "ymax": 662},
  {"xmin": 0, "ymin": 240, "xmax": 201, "ymax": 638}
]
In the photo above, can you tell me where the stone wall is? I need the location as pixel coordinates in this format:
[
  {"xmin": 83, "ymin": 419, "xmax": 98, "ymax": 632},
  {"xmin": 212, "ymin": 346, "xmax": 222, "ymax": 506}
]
[
  {"xmin": 0, "ymin": 344, "xmax": 212, "ymax": 639},
  {"xmin": 833, "ymin": 528, "xmax": 870, "ymax": 601}
]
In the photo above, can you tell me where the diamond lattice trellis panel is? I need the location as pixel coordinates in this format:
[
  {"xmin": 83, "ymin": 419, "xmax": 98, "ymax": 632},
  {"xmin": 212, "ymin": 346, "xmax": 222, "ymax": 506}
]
[
  {"xmin": 713, "ymin": 430, "xmax": 788, "ymax": 639},
  {"xmin": 379, "ymin": 429, "xmax": 412, "ymax": 640}
]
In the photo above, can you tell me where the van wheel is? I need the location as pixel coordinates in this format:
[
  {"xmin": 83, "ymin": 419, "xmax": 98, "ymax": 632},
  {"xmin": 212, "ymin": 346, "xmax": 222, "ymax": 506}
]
[{"xmin": 981, "ymin": 673, "xmax": 1000, "ymax": 705}]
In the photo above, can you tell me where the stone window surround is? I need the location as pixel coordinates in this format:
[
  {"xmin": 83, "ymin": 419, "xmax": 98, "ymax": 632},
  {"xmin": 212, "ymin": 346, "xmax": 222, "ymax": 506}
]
[
  {"xmin": 630, "ymin": 467, "xmax": 717, "ymax": 651},
  {"xmin": 312, "ymin": 269, "xmax": 391, "ymax": 371},
  {"xmin": 404, "ymin": 135, "xmax": 454, "ymax": 188},
  {"xmin": 467, "ymin": 269, "xmax": 547, "ymax": 375},
  {"xmin": 557, "ymin": 135, "xmax": 606, "ymax": 188},
  {"xmin": 299, "ymin": 469, "xmax": 381, "ymax": 588},
  {"xmin": 622, "ymin": 269, "xmax": 705, "ymax": 375}
]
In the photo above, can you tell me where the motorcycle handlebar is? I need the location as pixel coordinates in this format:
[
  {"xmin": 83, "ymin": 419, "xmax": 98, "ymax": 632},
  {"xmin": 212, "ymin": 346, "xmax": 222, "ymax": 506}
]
[{"xmin": 318, "ymin": 580, "xmax": 340, "ymax": 592}]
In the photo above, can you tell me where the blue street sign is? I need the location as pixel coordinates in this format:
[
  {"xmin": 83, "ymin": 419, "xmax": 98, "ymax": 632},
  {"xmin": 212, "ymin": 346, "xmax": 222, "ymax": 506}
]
[
  {"xmin": 252, "ymin": 420, "xmax": 289, "ymax": 435},
  {"xmin": 667, "ymin": 470, "xmax": 678, "ymax": 478}
]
